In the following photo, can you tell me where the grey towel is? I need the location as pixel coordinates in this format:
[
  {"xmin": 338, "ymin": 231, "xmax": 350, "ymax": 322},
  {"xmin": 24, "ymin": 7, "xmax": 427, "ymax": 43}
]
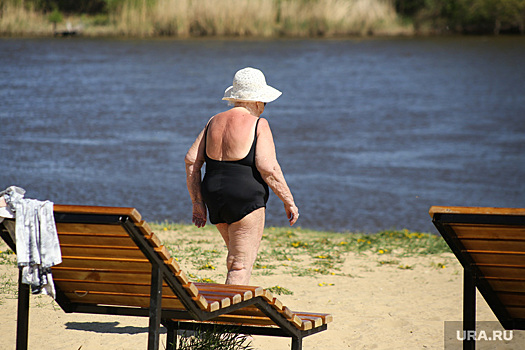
[{"xmin": 1, "ymin": 186, "xmax": 62, "ymax": 298}]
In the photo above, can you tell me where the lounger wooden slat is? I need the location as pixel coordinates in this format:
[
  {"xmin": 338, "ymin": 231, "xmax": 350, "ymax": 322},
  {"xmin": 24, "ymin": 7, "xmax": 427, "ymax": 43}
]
[
  {"xmin": 477, "ymin": 265, "xmax": 525, "ymax": 279},
  {"xmin": 429, "ymin": 206, "xmax": 525, "ymax": 216},
  {"xmin": 194, "ymin": 282, "xmax": 263, "ymax": 298},
  {"xmin": 51, "ymin": 267, "xmax": 153, "ymax": 283},
  {"xmin": 453, "ymin": 225, "xmax": 525, "ymax": 240},
  {"xmin": 295, "ymin": 315, "xmax": 323, "ymax": 328},
  {"xmin": 200, "ymin": 294, "xmax": 231, "ymax": 309},
  {"xmin": 430, "ymin": 206, "xmax": 525, "ymax": 349},
  {"xmin": 300, "ymin": 320, "xmax": 313, "ymax": 331},
  {"xmin": 172, "ymin": 315, "xmax": 278, "ymax": 328},
  {"xmin": 461, "ymin": 239, "xmax": 525, "ymax": 252},
  {"xmin": 57, "ymin": 233, "xmax": 137, "ymax": 247},
  {"xmin": 507, "ymin": 307, "xmax": 525, "ymax": 318},
  {"xmin": 144, "ymin": 234, "xmax": 162, "ymax": 248},
  {"xmin": 55, "ymin": 222, "xmax": 130, "ymax": 235},
  {"xmin": 54, "ymin": 204, "xmax": 142, "ymax": 222},
  {"xmin": 198, "ymin": 290, "xmax": 243, "ymax": 304},
  {"xmin": 0, "ymin": 205, "xmax": 331, "ymax": 350},
  {"xmin": 63, "ymin": 291, "xmax": 185, "ymax": 310},
  {"xmin": 293, "ymin": 311, "xmax": 334, "ymax": 324},
  {"xmin": 60, "ymin": 245, "xmax": 146, "ymax": 259},
  {"xmin": 211, "ymin": 314, "xmax": 280, "ymax": 327},
  {"xmin": 54, "ymin": 279, "xmax": 178, "ymax": 296},
  {"xmin": 484, "ymin": 278, "xmax": 525, "ymax": 293},
  {"xmin": 224, "ymin": 306, "xmax": 330, "ymax": 326},
  {"xmin": 497, "ymin": 292, "xmax": 525, "ymax": 305},
  {"xmin": 468, "ymin": 252, "xmax": 525, "ymax": 265},
  {"xmin": 60, "ymin": 257, "xmax": 152, "ymax": 271},
  {"xmin": 194, "ymin": 284, "xmax": 257, "ymax": 301},
  {"xmin": 136, "ymin": 220, "xmax": 153, "ymax": 235},
  {"xmin": 228, "ymin": 306, "xmax": 269, "ymax": 317}
]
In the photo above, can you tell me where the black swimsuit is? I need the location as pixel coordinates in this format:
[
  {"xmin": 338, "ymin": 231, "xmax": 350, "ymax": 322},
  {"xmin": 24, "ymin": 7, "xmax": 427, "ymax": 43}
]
[{"xmin": 202, "ymin": 118, "xmax": 269, "ymax": 224}]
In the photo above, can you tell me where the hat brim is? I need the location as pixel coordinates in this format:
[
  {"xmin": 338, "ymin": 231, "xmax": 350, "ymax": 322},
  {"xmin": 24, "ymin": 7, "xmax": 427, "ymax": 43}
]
[{"xmin": 222, "ymin": 85, "xmax": 282, "ymax": 103}]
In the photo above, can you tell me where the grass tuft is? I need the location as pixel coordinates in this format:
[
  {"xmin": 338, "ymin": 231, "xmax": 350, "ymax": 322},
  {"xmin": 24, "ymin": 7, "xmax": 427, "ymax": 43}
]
[
  {"xmin": 267, "ymin": 285, "xmax": 294, "ymax": 295},
  {"xmin": 171, "ymin": 325, "xmax": 253, "ymax": 350}
]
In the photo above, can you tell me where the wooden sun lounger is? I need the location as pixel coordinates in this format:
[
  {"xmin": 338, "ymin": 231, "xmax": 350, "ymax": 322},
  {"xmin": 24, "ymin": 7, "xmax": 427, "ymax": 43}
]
[
  {"xmin": 0, "ymin": 205, "xmax": 332, "ymax": 350},
  {"xmin": 430, "ymin": 206, "xmax": 525, "ymax": 349}
]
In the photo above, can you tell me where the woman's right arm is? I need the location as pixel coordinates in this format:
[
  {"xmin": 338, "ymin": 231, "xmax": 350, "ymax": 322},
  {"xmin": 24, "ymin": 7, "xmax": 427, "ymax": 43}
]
[
  {"xmin": 255, "ymin": 118, "xmax": 299, "ymax": 226},
  {"xmin": 185, "ymin": 127, "xmax": 207, "ymax": 228}
]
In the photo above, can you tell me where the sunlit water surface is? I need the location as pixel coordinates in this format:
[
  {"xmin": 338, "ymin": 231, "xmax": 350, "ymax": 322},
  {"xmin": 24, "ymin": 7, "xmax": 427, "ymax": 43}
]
[{"xmin": 1, "ymin": 37, "xmax": 524, "ymax": 233}]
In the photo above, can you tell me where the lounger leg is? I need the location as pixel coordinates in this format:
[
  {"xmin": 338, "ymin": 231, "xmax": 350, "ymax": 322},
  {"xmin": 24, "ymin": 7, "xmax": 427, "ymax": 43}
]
[
  {"xmin": 291, "ymin": 337, "xmax": 302, "ymax": 350},
  {"xmin": 463, "ymin": 268, "xmax": 476, "ymax": 350},
  {"xmin": 165, "ymin": 321, "xmax": 178, "ymax": 350},
  {"xmin": 16, "ymin": 269, "xmax": 30, "ymax": 350},
  {"xmin": 148, "ymin": 264, "xmax": 163, "ymax": 350}
]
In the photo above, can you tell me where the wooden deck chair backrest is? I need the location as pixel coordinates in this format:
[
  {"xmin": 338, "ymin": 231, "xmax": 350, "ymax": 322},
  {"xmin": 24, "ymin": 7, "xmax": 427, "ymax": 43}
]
[
  {"xmin": 0, "ymin": 205, "xmax": 332, "ymax": 350},
  {"xmin": 430, "ymin": 206, "xmax": 525, "ymax": 347}
]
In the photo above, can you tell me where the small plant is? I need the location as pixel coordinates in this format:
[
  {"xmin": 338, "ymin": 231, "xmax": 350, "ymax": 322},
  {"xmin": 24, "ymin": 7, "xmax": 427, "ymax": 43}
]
[
  {"xmin": 198, "ymin": 263, "xmax": 216, "ymax": 270},
  {"xmin": 398, "ymin": 264, "xmax": 414, "ymax": 270},
  {"xmin": 267, "ymin": 285, "xmax": 293, "ymax": 295},
  {"xmin": 0, "ymin": 272, "xmax": 18, "ymax": 297},
  {"xmin": 170, "ymin": 326, "xmax": 253, "ymax": 350},
  {"xmin": 431, "ymin": 262, "xmax": 447, "ymax": 269},
  {"xmin": 318, "ymin": 282, "xmax": 335, "ymax": 287},
  {"xmin": 378, "ymin": 259, "xmax": 400, "ymax": 266},
  {"xmin": 195, "ymin": 277, "xmax": 216, "ymax": 283},
  {"xmin": 0, "ymin": 249, "xmax": 16, "ymax": 266}
]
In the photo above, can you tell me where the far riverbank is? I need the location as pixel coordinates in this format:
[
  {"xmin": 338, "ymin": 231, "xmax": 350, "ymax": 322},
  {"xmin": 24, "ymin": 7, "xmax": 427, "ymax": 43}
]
[
  {"xmin": 0, "ymin": 0, "xmax": 410, "ymax": 38},
  {"xmin": 4, "ymin": 0, "xmax": 525, "ymax": 39}
]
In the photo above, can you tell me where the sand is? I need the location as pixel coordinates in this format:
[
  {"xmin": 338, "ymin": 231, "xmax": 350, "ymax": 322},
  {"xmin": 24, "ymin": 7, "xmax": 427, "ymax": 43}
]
[{"xmin": 0, "ymin": 229, "xmax": 522, "ymax": 350}]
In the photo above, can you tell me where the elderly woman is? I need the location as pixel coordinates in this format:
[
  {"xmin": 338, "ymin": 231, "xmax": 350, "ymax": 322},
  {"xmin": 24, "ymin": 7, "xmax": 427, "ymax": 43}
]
[{"xmin": 185, "ymin": 67, "xmax": 299, "ymax": 285}]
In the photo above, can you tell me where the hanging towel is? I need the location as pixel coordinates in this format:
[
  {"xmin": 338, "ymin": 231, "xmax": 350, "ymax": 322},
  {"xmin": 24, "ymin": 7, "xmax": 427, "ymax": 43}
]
[{"xmin": 1, "ymin": 186, "xmax": 62, "ymax": 298}]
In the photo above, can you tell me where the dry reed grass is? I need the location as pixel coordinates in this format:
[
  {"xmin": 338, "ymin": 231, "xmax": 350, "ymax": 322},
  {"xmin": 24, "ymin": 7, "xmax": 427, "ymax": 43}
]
[
  {"xmin": 0, "ymin": 2, "xmax": 52, "ymax": 36},
  {"xmin": 0, "ymin": 0, "xmax": 409, "ymax": 37},
  {"xmin": 279, "ymin": 0, "xmax": 399, "ymax": 36}
]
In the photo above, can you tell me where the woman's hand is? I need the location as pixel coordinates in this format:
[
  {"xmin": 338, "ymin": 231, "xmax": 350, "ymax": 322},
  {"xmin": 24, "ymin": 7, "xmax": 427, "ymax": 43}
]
[
  {"xmin": 285, "ymin": 204, "xmax": 299, "ymax": 226},
  {"xmin": 192, "ymin": 202, "xmax": 207, "ymax": 228}
]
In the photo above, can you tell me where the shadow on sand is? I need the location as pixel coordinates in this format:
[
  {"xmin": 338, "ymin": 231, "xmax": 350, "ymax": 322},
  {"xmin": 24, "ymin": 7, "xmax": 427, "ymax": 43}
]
[{"xmin": 65, "ymin": 321, "xmax": 167, "ymax": 335}]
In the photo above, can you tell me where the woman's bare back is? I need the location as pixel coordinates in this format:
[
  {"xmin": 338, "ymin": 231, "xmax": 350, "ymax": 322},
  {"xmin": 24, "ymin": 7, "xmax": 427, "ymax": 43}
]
[{"xmin": 205, "ymin": 107, "xmax": 259, "ymax": 161}]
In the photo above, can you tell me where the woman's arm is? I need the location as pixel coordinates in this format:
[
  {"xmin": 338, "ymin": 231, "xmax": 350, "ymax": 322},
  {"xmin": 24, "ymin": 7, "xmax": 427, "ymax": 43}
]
[
  {"xmin": 255, "ymin": 118, "xmax": 299, "ymax": 226},
  {"xmin": 184, "ymin": 127, "xmax": 207, "ymax": 228}
]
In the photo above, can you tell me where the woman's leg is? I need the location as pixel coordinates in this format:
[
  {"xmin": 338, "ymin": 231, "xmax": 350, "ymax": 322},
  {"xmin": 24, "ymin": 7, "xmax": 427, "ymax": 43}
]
[
  {"xmin": 216, "ymin": 223, "xmax": 230, "ymax": 249},
  {"xmin": 224, "ymin": 208, "xmax": 265, "ymax": 285}
]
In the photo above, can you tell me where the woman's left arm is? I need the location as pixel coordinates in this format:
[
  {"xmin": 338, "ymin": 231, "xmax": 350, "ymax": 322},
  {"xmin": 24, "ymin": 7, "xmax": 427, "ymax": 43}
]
[
  {"xmin": 185, "ymin": 128, "xmax": 207, "ymax": 228},
  {"xmin": 255, "ymin": 118, "xmax": 299, "ymax": 226}
]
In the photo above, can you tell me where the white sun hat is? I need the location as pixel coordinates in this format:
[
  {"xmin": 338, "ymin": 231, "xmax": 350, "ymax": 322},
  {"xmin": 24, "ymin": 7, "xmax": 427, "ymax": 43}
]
[{"xmin": 222, "ymin": 67, "xmax": 282, "ymax": 103}]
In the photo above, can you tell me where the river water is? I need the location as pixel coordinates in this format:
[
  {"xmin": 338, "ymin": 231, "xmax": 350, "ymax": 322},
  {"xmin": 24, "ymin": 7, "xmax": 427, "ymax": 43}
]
[{"xmin": 1, "ymin": 37, "xmax": 524, "ymax": 233}]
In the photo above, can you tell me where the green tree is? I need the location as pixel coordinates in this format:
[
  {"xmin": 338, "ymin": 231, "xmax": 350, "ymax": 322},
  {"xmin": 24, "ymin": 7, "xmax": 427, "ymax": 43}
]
[{"xmin": 48, "ymin": 7, "xmax": 63, "ymax": 32}]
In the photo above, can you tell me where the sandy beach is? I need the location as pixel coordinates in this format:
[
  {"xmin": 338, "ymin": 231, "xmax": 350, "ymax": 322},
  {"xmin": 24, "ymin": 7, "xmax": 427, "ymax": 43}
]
[{"xmin": 0, "ymin": 227, "xmax": 522, "ymax": 350}]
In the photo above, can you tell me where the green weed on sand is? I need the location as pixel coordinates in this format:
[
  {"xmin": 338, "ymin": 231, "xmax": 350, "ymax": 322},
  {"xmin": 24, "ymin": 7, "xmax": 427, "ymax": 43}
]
[{"xmin": 150, "ymin": 223, "xmax": 450, "ymax": 290}]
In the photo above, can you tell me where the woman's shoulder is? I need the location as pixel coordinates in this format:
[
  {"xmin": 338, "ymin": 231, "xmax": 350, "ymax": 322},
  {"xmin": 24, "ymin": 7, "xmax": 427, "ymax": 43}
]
[{"xmin": 256, "ymin": 117, "xmax": 270, "ymax": 130}]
